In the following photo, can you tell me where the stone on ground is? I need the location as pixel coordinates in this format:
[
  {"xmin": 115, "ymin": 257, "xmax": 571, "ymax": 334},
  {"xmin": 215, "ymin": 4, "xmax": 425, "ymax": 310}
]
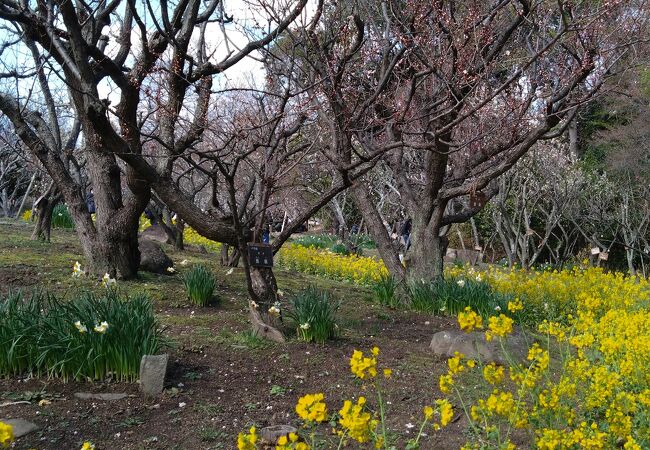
[
  {"xmin": 139, "ymin": 225, "xmax": 169, "ymax": 243},
  {"xmin": 0, "ymin": 418, "xmax": 38, "ymax": 438},
  {"xmin": 139, "ymin": 354, "xmax": 169, "ymax": 396},
  {"xmin": 430, "ymin": 329, "xmax": 529, "ymax": 365},
  {"xmin": 260, "ymin": 425, "xmax": 298, "ymax": 443},
  {"xmin": 139, "ymin": 239, "xmax": 174, "ymax": 274},
  {"xmin": 74, "ymin": 392, "xmax": 127, "ymax": 401}
]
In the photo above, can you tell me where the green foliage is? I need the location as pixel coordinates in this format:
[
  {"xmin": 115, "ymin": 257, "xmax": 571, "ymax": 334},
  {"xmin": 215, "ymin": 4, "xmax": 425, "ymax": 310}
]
[
  {"xmin": 293, "ymin": 234, "xmax": 338, "ymax": 249},
  {"xmin": 287, "ymin": 286, "xmax": 339, "ymax": 344},
  {"xmin": 0, "ymin": 290, "xmax": 164, "ymax": 381},
  {"xmin": 348, "ymin": 233, "xmax": 376, "ymax": 250},
  {"xmin": 329, "ymin": 242, "xmax": 350, "ymax": 255},
  {"xmin": 406, "ymin": 278, "xmax": 511, "ymax": 317},
  {"xmin": 52, "ymin": 204, "xmax": 75, "ymax": 229},
  {"xmin": 372, "ymin": 274, "xmax": 400, "ymax": 308},
  {"xmin": 183, "ymin": 264, "xmax": 216, "ymax": 306}
]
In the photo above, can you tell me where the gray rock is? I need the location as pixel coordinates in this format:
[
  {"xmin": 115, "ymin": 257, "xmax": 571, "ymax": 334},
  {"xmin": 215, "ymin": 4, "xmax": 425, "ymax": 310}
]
[
  {"xmin": 0, "ymin": 418, "xmax": 39, "ymax": 438},
  {"xmin": 140, "ymin": 354, "xmax": 168, "ymax": 396},
  {"xmin": 260, "ymin": 425, "xmax": 298, "ymax": 444},
  {"xmin": 74, "ymin": 392, "xmax": 127, "ymax": 401},
  {"xmin": 140, "ymin": 225, "xmax": 170, "ymax": 244},
  {"xmin": 139, "ymin": 239, "xmax": 174, "ymax": 274},
  {"xmin": 430, "ymin": 329, "xmax": 530, "ymax": 365}
]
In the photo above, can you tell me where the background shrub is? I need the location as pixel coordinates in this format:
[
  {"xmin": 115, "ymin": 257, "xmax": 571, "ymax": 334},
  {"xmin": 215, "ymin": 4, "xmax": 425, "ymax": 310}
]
[
  {"xmin": 329, "ymin": 242, "xmax": 350, "ymax": 255},
  {"xmin": 183, "ymin": 264, "xmax": 216, "ymax": 306},
  {"xmin": 348, "ymin": 233, "xmax": 376, "ymax": 250},
  {"xmin": 51, "ymin": 204, "xmax": 75, "ymax": 229},
  {"xmin": 0, "ymin": 290, "xmax": 164, "ymax": 381},
  {"xmin": 287, "ymin": 286, "xmax": 339, "ymax": 344}
]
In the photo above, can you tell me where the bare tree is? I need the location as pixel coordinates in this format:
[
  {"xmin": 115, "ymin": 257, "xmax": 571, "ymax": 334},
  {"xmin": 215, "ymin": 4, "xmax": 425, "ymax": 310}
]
[
  {"xmin": 284, "ymin": 0, "xmax": 647, "ymax": 280},
  {"xmin": 0, "ymin": 0, "xmax": 314, "ymax": 280},
  {"xmin": 0, "ymin": 121, "xmax": 35, "ymax": 217}
]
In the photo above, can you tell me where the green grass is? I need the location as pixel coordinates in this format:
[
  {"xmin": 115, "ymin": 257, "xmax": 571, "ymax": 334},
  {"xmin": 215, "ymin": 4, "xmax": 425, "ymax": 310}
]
[{"xmin": 0, "ymin": 289, "xmax": 165, "ymax": 381}]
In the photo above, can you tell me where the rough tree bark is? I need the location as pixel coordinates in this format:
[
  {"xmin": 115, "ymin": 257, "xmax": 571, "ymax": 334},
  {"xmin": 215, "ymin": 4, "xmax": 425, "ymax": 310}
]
[{"xmin": 31, "ymin": 185, "xmax": 61, "ymax": 242}]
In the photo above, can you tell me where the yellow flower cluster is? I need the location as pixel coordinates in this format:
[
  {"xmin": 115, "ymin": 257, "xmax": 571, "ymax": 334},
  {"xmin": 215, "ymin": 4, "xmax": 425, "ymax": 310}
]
[
  {"xmin": 0, "ymin": 421, "xmax": 13, "ymax": 448},
  {"xmin": 276, "ymin": 432, "xmax": 310, "ymax": 450},
  {"xmin": 276, "ymin": 244, "xmax": 388, "ymax": 285},
  {"xmin": 458, "ymin": 306, "xmax": 483, "ymax": 332},
  {"xmin": 183, "ymin": 227, "xmax": 223, "ymax": 253},
  {"xmin": 483, "ymin": 363, "xmax": 505, "ymax": 385},
  {"xmin": 439, "ymin": 351, "xmax": 477, "ymax": 394},
  {"xmin": 350, "ymin": 347, "xmax": 379, "ymax": 379},
  {"xmin": 485, "ymin": 314, "xmax": 514, "ymax": 341},
  {"xmin": 21, "ymin": 209, "xmax": 32, "ymax": 222},
  {"xmin": 237, "ymin": 426, "xmax": 258, "ymax": 450},
  {"xmin": 442, "ymin": 266, "xmax": 650, "ymax": 449},
  {"xmin": 295, "ymin": 393, "xmax": 327, "ymax": 423},
  {"xmin": 434, "ymin": 398, "xmax": 454, "ymax": 430},
  {"xmin": 185, "ymin": 228, "xmax": 389, "ymax": 285},
  {"xmin": 338, "ymin": 397, "xmax": 377, "ymax": 444}
]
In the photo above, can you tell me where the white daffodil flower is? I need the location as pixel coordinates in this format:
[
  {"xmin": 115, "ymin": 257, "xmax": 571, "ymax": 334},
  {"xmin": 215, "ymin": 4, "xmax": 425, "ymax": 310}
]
[
  {"xmin": 74, "ymin": 320, "xmax": 88, "ymax": 333},
  {"xmin": 94, "ymin": 321, "xmax": 109, "ymax": 334},
  {"xmin": 72, "ymin": 261, "xmax": 85, "ymax": 277},
  {"xmin": 101, "ymin": 273, "xmax": 116, "ymax": 288}
]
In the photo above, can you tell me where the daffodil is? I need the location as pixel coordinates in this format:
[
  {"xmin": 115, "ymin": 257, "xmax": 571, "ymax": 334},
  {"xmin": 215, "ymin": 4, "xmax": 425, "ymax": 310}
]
[
  {"xmin": 93, "ymin": 321, "xmax": 109, "ymax": 334},
  {"xmin": 72, "ymin": 261, "xmax": 85, "ymax": 277},
  {"xmin": 101, "ymin": 273, "xmax": 116, "ymax": 288},
  {"xmin": 74, "ymin": 320, "xmax": 88, "ymax": 334}
]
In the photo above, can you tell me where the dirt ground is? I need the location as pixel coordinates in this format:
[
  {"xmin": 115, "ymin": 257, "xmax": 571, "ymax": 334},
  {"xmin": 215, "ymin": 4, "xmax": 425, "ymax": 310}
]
[{"xmin": 0, "ymin": 221, "xmax": 476, "ymax": 450}]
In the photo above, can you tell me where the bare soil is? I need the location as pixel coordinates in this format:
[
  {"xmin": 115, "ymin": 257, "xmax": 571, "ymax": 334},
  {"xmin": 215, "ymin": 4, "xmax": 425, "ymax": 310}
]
[{"xmin": 0, "ymin": 221, "xmax": 472, "ymax": 450}]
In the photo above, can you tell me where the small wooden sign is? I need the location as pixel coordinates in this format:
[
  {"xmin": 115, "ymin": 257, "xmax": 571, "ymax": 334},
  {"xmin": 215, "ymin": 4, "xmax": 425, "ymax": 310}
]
[
  {"xmin": 248, "ymin": 243, "xmax": 274, "ymax": 267},
  {"xmin": 469, "ymin": 191, "xmax": 487, "ymax": 209},
  {"xmin": 598, "ymin": 252, "xmax": 609, "ymax": 261}
]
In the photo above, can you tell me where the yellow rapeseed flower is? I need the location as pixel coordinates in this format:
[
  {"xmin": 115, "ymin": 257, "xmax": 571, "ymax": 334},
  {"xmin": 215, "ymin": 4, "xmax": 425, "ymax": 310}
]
[
  {"xmin": 295, "ymin": 393, "xmax": 327, "ymax": 423},
  {"xmin": 458, "ymin": 307, "xmax": 483, "ymax": 332},
  {"xmin": 237, "ymin": 426, "xmax": 257, "ymax": 450},
  {"xmin": 485, "ymin": 314, "xmax": 514, "ymax": 341},
  {"xmin": 338, "ymin": 397, "xmax": 376, "ymax": 443},
  {"xmin": 436, "ymin": 399, "xmax": 454, "ymax": 427},
  {"xmin": 483, "ymin": 363, "xmax": 505, "ymax": 385},
  {"xmin": 350, "ymin": 349, "xmax": 378, "ymax": 379},
  {"xmin": 0, "ymin": 421, "xmax": 14, "ymax": 448},
  {"xmin": 439, "ymin": 373, "xmax": 454, "ymax": 394}
]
